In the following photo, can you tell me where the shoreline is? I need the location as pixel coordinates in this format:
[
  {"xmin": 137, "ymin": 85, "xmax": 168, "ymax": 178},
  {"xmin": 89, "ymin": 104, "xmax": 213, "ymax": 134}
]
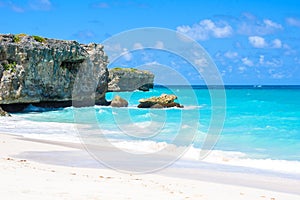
[
  {"xmin": 2, "ymin": 115, "xmax": 300, "ymax": 177},
  {"xmin": 1, "ymin": 132, "xmax": 299, "ymax": 199}
]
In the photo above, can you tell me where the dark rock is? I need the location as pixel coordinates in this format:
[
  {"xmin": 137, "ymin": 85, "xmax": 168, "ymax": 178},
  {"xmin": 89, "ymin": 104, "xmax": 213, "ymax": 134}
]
[
  {"xmin": 0, "ymin": 103, "xmax": 28, "ymax": 112},
  {"xmin": 110, "ymin": 95, "xmax": 128, "ymax": 107},
  {"xmin": 138, "ymin": 83, "xmax": 154, "ymax": 92},
  {"xmin": 150, "ymin": 103, "xmax": 164, "ymax": 109},
  {"xmin": 164, "ymin": 102, "xmax": 184, "ymax": 108},
  {"xmin": 0, "ymin": 106, "xmax": 11, "ymax": 116}
]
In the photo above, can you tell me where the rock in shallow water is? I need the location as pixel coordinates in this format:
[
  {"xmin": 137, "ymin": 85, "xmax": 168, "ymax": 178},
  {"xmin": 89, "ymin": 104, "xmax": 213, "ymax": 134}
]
[
  {"xmin": 110, "ymin": 95, "xmax": 128, "ymax": 107},
  {"xmin": 138, "ymin": 94, "xmax": 183, "ymax": 108}
]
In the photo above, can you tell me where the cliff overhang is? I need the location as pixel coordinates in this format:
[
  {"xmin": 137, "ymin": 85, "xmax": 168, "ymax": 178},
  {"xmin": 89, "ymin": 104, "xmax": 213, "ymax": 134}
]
[{"xmin": 0, "ymin": 34, "xmax": 109, "ymax": 112}]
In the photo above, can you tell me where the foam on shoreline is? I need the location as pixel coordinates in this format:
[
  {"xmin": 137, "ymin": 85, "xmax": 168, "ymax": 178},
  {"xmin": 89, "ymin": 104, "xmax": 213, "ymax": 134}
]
[{"xmin": 1, "ymin": 116, "xmax": 300, "ymax": 177}]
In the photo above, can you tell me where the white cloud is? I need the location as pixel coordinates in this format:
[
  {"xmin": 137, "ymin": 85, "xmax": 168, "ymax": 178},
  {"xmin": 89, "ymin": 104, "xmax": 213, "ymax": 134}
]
[
  {"xmin": 242, "ymin": 57, "xmax": 254, "ymax": 67},
  {"xmin": 259, "ymin": 56, "xmax": 282, "ymax": 67},
  {"xmin": 176, "ymin": 19, "xmax": 233, "ymax": 40},
  {"xmin": 194, "ymin": 58, "xmax": 209, "ymax": 67},
  {"xmin": 105, "ymin": 43, "xmax": 122, "ymax": 52},
  {"xmin": 144, "ymin": 61, "xmax": 160, "ymax": 66},
  {"xmin": 29, "ymin": 0, "xmax": 52, "ymax": 11},
  {"xmin": 177, "ymin": 24, "xmax": 208, "ymax": 40},
  {"xmin": 227, "ymin": 66, "xmax": 233, "ymax": 73},
  {"xmin": 133, "ymin": 43, "xmax": 143, "ymax": 49},
  {"xmin": 238, "ymin": 66, "xmax": 247, "ymax": 73},
  {"xmin": 155, "ymin": 41, "xmax": 164, "ymax": 49},
  {"xmin": 201, "ymin": 19, "xmax": 233, "ymax": 38},
  {"xmin": 271, "ymin": 73, "xmax": 285, "ymax": 79},
  {"xmin": 177, "ymin": 14, "xmax": 283, "ymax": 42},
  {"xmin": 121, "ymin": 48, "xmax": 132, "ymax": 61},
  {"xmin": 248, "ymin": 36, "xmax": 267, "ymax": 48},
  {"xmin": 2, "ymin": 1, "xmax": 25, "ymax": 12},
  {"xmin": 272, "ymin": 39, "xmax": 282, "ymax": 48},
  {"xmin": 248, "ymin": 36, "xmax": 283, "ymax": 49},
  {"xmin": 263, "ymin": 19, "xmax": 282, "ymax": 29},
  {"xmin": 286, "ymin": 17, "xmax": 300, "ymax": 27},
  {"xmin": 259, "ymin": 55, "xmax": 265, "ymax": 65},
  {"xmin": 265, "ymin": 58, "xmax": 282, "ymax": 67},
  {"xmin": 1, "ymin": 0, "xmax": 52, "ymax": 12},
  {"xmin": 11, "ymin": 4, "xmax": 24, "ymax": 12},
  {"xmin": 92, "ymin": 2, "xmax": 109, "ymax": 8},
  {"xmin": 238, "ymin": 17, "xmax": 283, "ymax": 35},
  {"xmin": 282, "ymin": 44, "xmax": 297, "ymax": 55},
  {"xmin": 221, "ymin": 70, "xmax": 226, "ymax": 77},
  {"xmin": 294, "ymin": 57, "xmax": 300, "ymax": 65},
  {"xmin": 269, "ymin": 70, "xmax": 286, "ymax": 79},
  {"xmin": 224, "ymin": 51, "xmax": 238, "ymax": 59}
]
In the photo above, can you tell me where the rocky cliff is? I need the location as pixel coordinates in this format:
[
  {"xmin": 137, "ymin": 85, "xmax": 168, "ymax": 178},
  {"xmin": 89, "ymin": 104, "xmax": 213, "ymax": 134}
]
[
  {"xmin": 0, "ymin": 34, "xmax": 108, "ymax": 112},
  {"xmin": 108, "ymin": 68, "xmax": 154, "ymax": 92}
]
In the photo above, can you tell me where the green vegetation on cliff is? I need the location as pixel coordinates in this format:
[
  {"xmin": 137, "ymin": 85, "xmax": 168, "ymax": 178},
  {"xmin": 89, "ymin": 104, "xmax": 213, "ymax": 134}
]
[
  {"xmin": 111, "ymin": 67, "xmax": 153, "ymax": 75},
  {"xmin": 13, "ymin": 33, "xmax": 27, "ymax": 43},
  {"xmin": 111, "ymin": 67, "xmax": 138, "ymax": 72},
  {"xmin": 3, "ymin": 61, "xmax": 16, "ymax": 72},
  {"xmin": 32, "ymin": 35, "xmax": 46, "ymax": 43}
]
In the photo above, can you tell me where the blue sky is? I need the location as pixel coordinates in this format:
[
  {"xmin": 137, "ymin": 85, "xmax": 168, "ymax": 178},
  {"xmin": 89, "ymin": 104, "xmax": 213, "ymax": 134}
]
[{"xmin": 1, "ymin": 0, "xmax": 300, "ymax": 85}]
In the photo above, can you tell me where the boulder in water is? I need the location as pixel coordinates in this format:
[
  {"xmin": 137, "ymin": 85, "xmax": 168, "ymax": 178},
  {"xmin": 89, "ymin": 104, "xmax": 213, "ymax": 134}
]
[
  {"xmin": 110, "ymin": 95, "xmax": 128, "ymax": 107},
  {"xmin": 138, "ymin": 94, "xmax": 183, "ymax": 108}
]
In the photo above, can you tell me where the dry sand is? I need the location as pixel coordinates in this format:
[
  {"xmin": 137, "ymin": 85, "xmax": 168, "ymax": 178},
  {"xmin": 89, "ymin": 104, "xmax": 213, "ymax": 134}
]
[{"xmin": 0, "ymin": 133, "xmax": 299, "ymax": 200}]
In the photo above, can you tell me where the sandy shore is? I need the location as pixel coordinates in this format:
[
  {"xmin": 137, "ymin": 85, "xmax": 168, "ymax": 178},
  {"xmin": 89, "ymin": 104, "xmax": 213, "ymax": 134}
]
[{"xmin": 0, "ymin": 133, "xmax": 299, "ymax": 200}]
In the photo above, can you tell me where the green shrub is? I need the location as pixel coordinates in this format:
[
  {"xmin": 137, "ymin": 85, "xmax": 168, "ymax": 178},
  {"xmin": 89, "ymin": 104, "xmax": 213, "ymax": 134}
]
[
  {"xmin": 112, "ymin": 67, "xmax": 122, "ymax": 71},
  {"xmin": 13, "ymin": 35, "xmax": 21, "ymax": 43},
  {"xmin": 32, "ymin": 35, "xmax": 46, "ymax": 43},
  {"xmin": 3, "ymin": 61, "xmax": 17, "ymax": 72},
  {"xmin": 13, "ymin": 33, "xmax": 27, "ymax": 43},
  {"xmin": 111, "ymin": 67, "xmax": 138, "ymax": 72},
  {"xmin": 17, "ymin": 33, "xmax": 27, "ymax": 37}
]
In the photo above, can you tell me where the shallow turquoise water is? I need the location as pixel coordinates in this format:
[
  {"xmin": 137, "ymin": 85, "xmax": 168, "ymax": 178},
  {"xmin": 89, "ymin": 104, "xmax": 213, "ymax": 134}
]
[
  {"xmin": 6, "ymin": 85, "xmax": 300, "ymax": 173},
  {"xmin": 15, "ymin": 87, "xmax": 300, "ymax": 161}
]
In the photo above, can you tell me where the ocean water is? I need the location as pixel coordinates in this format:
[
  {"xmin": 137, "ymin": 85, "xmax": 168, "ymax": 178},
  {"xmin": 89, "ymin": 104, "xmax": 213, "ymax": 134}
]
[{"xmin": 1, "ymin": 85, "xmax": 300, "ymax": 175}]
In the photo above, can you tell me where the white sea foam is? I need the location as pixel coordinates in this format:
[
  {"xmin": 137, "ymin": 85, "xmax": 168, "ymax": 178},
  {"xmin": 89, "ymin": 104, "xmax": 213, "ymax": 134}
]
[
  {"xmin": 110, "ymin": 140, "xmax": 300, "ymax": 174},
  {"xmin": 182, "ymin": 105, "xmax": 203, "ymax": 110},
  {"xmin": 0, "ymin": 115, "xmax": 79, "ymax": 141},
  {"xmin": 2, "ymin": 116, "xmax": 300, "ymax": 175}
]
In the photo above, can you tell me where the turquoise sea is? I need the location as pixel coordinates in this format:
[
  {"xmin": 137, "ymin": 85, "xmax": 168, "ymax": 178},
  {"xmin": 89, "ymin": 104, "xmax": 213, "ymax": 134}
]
[{"xmin": 1, "ymin": 85, "xmax": 300, "ymax": 175}]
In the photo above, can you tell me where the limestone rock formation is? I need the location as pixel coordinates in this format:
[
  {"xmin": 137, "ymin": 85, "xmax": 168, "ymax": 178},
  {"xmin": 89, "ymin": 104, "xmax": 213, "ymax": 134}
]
[
  {"xmin": 110, "ymin": 95, "xmax": 128, "ymax": 107},
  {"xmin": 138, "ymin": 94, "xmax": 183, "ymax": 108},
  {"xmin": 0, "ymin": 34, "xmax": 109, "ymax": 112},
  {"xmin": 108, "ymin": 68, "xmax": 154, "ymax": 92}
]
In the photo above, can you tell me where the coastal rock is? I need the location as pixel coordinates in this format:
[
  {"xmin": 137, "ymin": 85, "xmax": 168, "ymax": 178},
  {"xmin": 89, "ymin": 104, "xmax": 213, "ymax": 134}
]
[
  {"xmin": 108, "ymin": 68, "xmax": 154, "ymax": 92},
  {"xmin": 0, "ymin": 106, "xmax": 11, "ymax": 117},
  {"xmin": 138, "ymin": 94, "xmax": 183, "ymax": 108},
  {"xmin": 150, "ymin": 103, "xmax": 164, "ymax": 109},
  {"xmin": 0, "ymin": 34, "xmax": 109, "ymax": 112},
  {"xmin": 110, "ymin": 95, "xmax": 128, "ymax": 107}
]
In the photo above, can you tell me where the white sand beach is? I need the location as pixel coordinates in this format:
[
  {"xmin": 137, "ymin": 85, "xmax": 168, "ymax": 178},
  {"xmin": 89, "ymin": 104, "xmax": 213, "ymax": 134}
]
[{"xmin": 0, "ymin": 133, "xmax": 299, "ymax": 200}]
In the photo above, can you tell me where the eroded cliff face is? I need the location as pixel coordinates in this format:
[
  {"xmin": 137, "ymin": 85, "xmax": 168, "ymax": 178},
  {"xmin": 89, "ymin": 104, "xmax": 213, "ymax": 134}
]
[
  {"xmin": 0, "ymin": 34, "xmax": 109, "ymax": 112},
  {"xmin": 108, "ymin": 68, "xmax": 154, "ymax": 92}
]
